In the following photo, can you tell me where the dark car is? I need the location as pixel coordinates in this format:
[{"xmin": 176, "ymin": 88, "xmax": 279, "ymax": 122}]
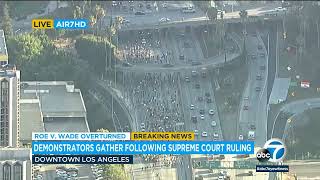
[
  {"xmin": 199, "ymin": 109, "xmax": 205, "ymax": 115},
  {"xmin": 192, "ymin": 61, "xmax": 202, "ymax": 66},
  {"xmin": 205, "ymin": 92, "xmax": 210, "ymax": 97},
  {"xmin": 162, "ymin": 63, "xmax": 174, "ymax": 67},
  {"xmin": 135, "ymin": 11, "xmax": 145, "ymax": 15},
  {"xmin": 258, "ymin": 45, "xmax": 263, "ymax": 50},
  {"xmin": 191, "ymin": 116, "xmax": 197, "ymax": 123},
  {"xmin": 146, "ymin": 4, "xmax": 151, "ymax": 9},
  {"xmin": 184, "ymin": 42, "xmax": 191, "ymax": 48},
  {"xmin": 179, "ymin": 55, "xmax": 185, "ymax": 60},
  {"xmin": 250, "ymin": 124, "xmax": 256, "ymax": 130},
  {"xmin": 260, "ymin": 65, "xmax": 266, "ymax": 70},
  {"xmin": 195, "ymin": 84, "xmax": 200, "ymax": 89},
  {"xmin": 255, "ymin": 87, "xmax": 261, "ymax": 91},
  {"xmin": 206, "ymin": 98, "xmax": 212, "ymax": 103},
  {"xmin": 122, "ymin": 62, "xmax": 133, "ymax": 67},
  {"xmin": 256, "ymin": 75, "xmax": 262, "ymax": 80}
]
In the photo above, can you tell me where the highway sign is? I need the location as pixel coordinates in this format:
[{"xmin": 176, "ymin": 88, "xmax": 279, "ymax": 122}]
[
  {"xmin": 234, "ymin": 160, "xmax": 257, "ymax": 169},
  {"xmin": 193, "ymin": 161, "xmax": 221, "ymax": 169}
]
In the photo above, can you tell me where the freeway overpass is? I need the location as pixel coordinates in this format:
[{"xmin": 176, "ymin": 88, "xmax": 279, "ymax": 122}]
[{"xmin": 119, "ymin": 3, "xmax": 284, "ymax": 31}]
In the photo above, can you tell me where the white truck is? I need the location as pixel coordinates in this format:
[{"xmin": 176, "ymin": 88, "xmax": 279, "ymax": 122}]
[{"xmin": 248, "ymin": 131, "xmax": 255, "ymax": 140}]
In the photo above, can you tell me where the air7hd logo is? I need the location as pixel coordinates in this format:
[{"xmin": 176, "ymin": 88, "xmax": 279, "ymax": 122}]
[{"xmin": 256, "ymin": 138, "xmax": 286, "ymax": 163}]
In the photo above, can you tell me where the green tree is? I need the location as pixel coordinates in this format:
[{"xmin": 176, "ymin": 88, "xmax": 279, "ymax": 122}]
[
  {"xmin": 75, "ymin": 34, "xmax": 115, "ymax": 75},
  {"xmin": 206, "ymin": 7, "xmax": 217, "ymax": 42},
  {"xmin": 239, "ymin": 10, "xmax": 248, "ymax": 34},
  {"xmin": 95, "ymin": 4, "xmax": 106, "ymax": 33},
  {"xmin": 1, "ymin": 2, "xmax": 13, "ymax": 36}
]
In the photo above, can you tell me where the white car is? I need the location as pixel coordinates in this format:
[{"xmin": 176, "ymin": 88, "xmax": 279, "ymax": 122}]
[
  {"xmin": 239, "ymin": 134, "xmax": 244, "ymax": 140},
  {"xmin": 211, "ymin": 121, "xmax": 217, "ymax": 127},
  {"xmin": 194, "ymin": 130, "xmax": 199, "ymax": 136},
  {"xmin": 244, "ymin": 96, "xmax": 249, "ymax": 100},
  {"xmin": 162, "ymin": 3, "xmax": 167, "ymax": 8},
  {"xmin": 275, "ymin": 7, "xmax": 287, "ymax": 11},
  {"xmin": 202, "ymin": 132, "xmax": 208, "ymax": 137},
  {"xmin": 140, "ymin": 123, "xmax": 145, "ymax": 129},
  {"xmin": 182, "ymin": 7, "xmax": 196, "ymax": 13},
  {"xmin": 218, "ymin": 176, "xmax": 224, "ymax": 180},
  {"xmin": 190, "ymin": 104, "xmax": 195, "ymax": 110},
  {"xmin": 209, "ymin": 109, "xmax": 214, "ymax": 115},
  {"xmin": 213, "ymin": 133, "xmax": 219, "ymax": 140},
  {"xmin": 159, "ymin": 17, "xmax": 170, "ymax": 23},
  {"xmin": 200, "ymin": 115, "xmax": 205, "ymax": 120}
]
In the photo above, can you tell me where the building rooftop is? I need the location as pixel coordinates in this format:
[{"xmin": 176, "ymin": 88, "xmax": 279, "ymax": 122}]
[
  {"xmin": 44, "ymin": 117, "xmax": 89, "ymax": 132},
  {"xmin": 21, "ymin": 81, "xmax": 87, "ymax": 117},
  {"xmin": 0, "ymin": 30, "xmax": 8, "ymax": 62},
  {"xmin": 0, "ymin": 148, "xmax": 31, "ymax": 161},
  {"xmin": 269, "ymin": 78, "xmax": 291, "ymax": 104},
  {"xmin": 20, "ymin": 100, "xmax": 44, "ymax": 143}
]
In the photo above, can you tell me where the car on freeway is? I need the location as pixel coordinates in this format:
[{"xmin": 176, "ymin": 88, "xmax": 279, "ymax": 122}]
[
  {"xmin": 201, "ymin": 132, "xmax": 208, "ymax": 137},
  {"xmin": 185, "ymin": 76, "xmax": 190, "ymax": 82},
  {"xmin": 195, "ymin": 83, "xmax": 200, "ymax": 89},
  {"xmin": 179, "ymin": 55, "xmax": 185, "ymax": 60},
  {"xmin": 244, "ymin": 96, "xmax": 249, "ymax": 100},
  {"xmin": 255, "ymin": 87, "xmax": 261, "ymax": 92},
  {"xmin": 206, "ymin": 98, "xmax": 212, "ymax": 103},
  {"xmin": 258, "ymin": 45, "xmax": 263, "ymax": 50},
  {"xmin": 251, "ymin": 54, "xmax": 257, "ymax": 59},
  {"xmin": 146, "ymin": 4, "xmax": 151, "ymax": 9},
  {"xmin": 199, "ymin": 109, "xmax": 205, "ymax": 115},
  {"xmin": 162, "ymin": 3, "xmax": 167, "ymax": 8},
  {"xmin": 194, "ymin": 130, "xmax": 199, "ymax": 136},
  {"xmin": 162, "ymin": 63, "xmax": 174, "ymax": 67},
  {"xmin": 122, "ymin": 62, "xmax": 133, "ymax": 67},
  {"xmin": 200, "ymin": 115, "xmax": 205, "ymax": 120},
  {"xmin": 239, "ymin": 134, "xmax": 244, "ymax": 140},
  {"xmin": 260, "ymin": 65, "xmax": 266, "ymax": 70},
  {"xmin": 198, "ymin": 96, "xmax": 203, "ymax": 102},
  {"xmin": 211, "ymin": 121, "xmax": 217, "ymax": 127},
  {"xmin": 159, "ymin": 17, "xmax": 170, "ymax": 23},
  {"xmin": 191, "ymin": 70, "xmax": 197, "ymax": 77},
  {"xmin": 138, "ymin": 3, "xmax": 143, "ymax": 8},
  {"xmin": 141, "ymin": 128, "xmax": 145, "ymax": 132},
  {"xmin": 256, "ymin": 75, "xmax": 262, "ymax": 80},
  {"xmin": 243, "ymin": 105, "xmax": 249, "ymax": 110},
  {"xmin": 135, "ymin": 11, "xmax": 145, "ymax": 15},
  {"xmin": 191, "ymin": 116, "xmax": 197, "ymax": 123},
  {"xmin": 218, "ymin": 176, "xmax": 225, "ymax": 180},
  {"xmin": 182, "ymin": 7, "xmax": 196, "ymax": 13},
  {"xmin": 259, "ymin": 53, "xmax": 265, "ymax": 58},
  {"xmin": 140, "ymin": 123, "xmax": 145, "ymax": 129},
  {"xmin": 209, "ymin": 109, "xmax": 214, "ymax": 115},
  {"xmin": 205, "ymin": 92, "xmax": 210, "ymax": 97},
  {"xmin": 192, "ymin": 61, "xmax": 202, "ymax": 66},
  {"xmin": 190, "ymin": 104, "xmax": 195, "ymax": 110},
  {"xmin": 213, "ymin": 133, "xmax": 219, "ymax": 140},
  {"xmin": 275, "ymin": 7, "xmax": 287, "ymax": 11},
  {"xmin": 250, "ymin": 124, "xmax": 256, "ymax": 130}
]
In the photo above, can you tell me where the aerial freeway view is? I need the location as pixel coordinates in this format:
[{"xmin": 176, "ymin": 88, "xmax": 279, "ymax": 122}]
[{"xmin": 1, "ymin": 0, "xmax": 320, "ymax": 180}]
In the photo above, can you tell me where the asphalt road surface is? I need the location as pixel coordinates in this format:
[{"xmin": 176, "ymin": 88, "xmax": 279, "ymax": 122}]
[{"xmin": 238, "ymin": 32, "xmax": 268, "ymax": 148}]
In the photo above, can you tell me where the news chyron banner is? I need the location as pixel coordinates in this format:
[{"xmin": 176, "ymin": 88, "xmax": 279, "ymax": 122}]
[{"xmin": 31, "ymin": 132, "xmax": 254, "ymax": 164}]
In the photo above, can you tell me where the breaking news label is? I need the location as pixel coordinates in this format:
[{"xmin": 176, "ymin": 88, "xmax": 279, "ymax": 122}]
[{"xmin": 31, "ymin": 132, "xmax": 254, "ymax": 164}]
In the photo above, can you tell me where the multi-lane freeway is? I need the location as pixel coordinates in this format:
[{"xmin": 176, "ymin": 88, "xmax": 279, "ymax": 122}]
[{"xmin": 238, "ymin": 32, "xmax": 268, "ymax": 148}]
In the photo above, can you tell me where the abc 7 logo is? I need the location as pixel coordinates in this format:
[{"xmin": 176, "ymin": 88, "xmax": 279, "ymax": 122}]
[{"xmin": 256, "ymin": 138, "xmax": 286, "ymax": 163}]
